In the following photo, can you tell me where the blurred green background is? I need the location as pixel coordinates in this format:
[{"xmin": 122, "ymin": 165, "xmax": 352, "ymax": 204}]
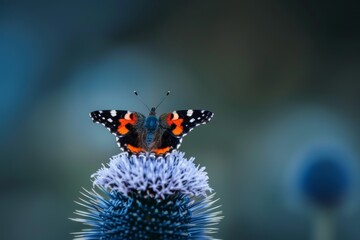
[{"xmin": 1, "ymin": 1, "xmax": 359, "ymax": 239}]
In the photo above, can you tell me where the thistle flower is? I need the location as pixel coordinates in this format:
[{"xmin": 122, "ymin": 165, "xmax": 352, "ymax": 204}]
[
  {"xmin": 71, "ymin": 151, "xmax": 222, "ymax": 239},
  {"xmin": 290, "ymin": 146, "xmax": 355, "ymax": 210}
]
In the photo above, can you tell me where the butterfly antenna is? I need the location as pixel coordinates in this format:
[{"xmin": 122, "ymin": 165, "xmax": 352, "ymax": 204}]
[
  {"xmin": 155, "ymin": 91, "xmax": 170, "ymax": 110},
  {"xmin": 134, "ymin": 91, "xmax": 151, "ymax": 111}
]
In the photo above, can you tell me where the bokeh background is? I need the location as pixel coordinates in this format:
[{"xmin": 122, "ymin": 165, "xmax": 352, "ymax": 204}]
[{"xmin": 1, "ymin": 1, "xmax": 359, "ymax": 239}]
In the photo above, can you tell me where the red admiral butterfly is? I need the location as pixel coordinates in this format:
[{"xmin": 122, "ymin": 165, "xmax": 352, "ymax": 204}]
[{"xmin": 90, "ymin": 92, "xmax": 214, "ymax": 155}]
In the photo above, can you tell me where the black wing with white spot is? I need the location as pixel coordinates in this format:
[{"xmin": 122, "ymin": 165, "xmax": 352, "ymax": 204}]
[
  {"xmin": 157, "ymin": 109, "xmax": 213, "ymax": 152},
  {"xmin": 90, "ymin": 110, "xmax": 145, "ymax": 136},
  {"xmin": 90, "ymin": 110, "xmax": 146, "ymax": 152},
  {"xmin": 168, "ymin": 109, "xmax": 214, "ymax": 135},
  {"xmin": 159, "ymin": 109, "xmax": 213, "ymax": 136},
  {"xmin": 91, "ymin": 110, "xmax": 127, "ymax": 135},
  {"xmin": 181, "ymin": 109, "xmax": 213, "ymax": 134}
]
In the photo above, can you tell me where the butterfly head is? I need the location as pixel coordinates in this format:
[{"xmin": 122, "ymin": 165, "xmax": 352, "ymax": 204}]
[{"xmin": 149, "ymin": 107, "xmax": 156, "ymax": 116}]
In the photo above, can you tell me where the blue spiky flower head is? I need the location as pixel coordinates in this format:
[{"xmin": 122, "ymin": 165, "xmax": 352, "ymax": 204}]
[
  {"xmin": 297, "ymin": 146, "xmax": 354, "ymax": 210},
  {"xmin": 287, "ymin": 143, "xmax": 358, "ymax": 213},
  {"xmin": 71, "ymin": 151, "xmax": 222, "ymax": 239}
]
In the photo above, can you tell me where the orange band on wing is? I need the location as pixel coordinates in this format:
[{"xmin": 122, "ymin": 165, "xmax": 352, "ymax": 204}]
[
  {"xmin": 166, "ymin": 114, "xmax": 184, "ymax": 135},
  {"xmin": 152, "ymin": 147, "xmax": 171, "ymax": 155},
  {"xmin": 171, "ymin": 118, "xmax": 184, "ymax": 135},
  {"xmin": 127, "ymin": 144, "xmax": 145, "ymax": 154},
  {"xmin": 117, "ymin": 114, "xmax": 137, "ymax": 135}
]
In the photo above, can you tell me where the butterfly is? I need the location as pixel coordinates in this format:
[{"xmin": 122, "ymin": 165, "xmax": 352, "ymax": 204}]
[{"xmin": 90, "ymin": 107, "xmax": 214, "ymax": 155}]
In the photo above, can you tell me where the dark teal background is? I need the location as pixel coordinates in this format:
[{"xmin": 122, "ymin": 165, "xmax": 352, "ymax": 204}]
[{"xmin": 1, "ymin": 1, "xmax": 359, "ymax": 239}]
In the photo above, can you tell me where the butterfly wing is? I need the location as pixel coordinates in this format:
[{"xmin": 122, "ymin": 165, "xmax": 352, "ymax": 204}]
[
  {"xmin": 155, "ymin": 109, "xmax": 214, "ymax": 153},
  {"xmin": 90, "ymin": 110, "xmax": 146, "ymax": 154}
]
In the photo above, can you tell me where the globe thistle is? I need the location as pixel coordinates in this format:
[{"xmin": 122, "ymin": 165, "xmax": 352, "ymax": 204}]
[
  {"xmin": 71, "ymin": 151, "xmax": 223, "ymax": 239},
  {"xmin": 288, "ymin": 145, "xmax": 356, "ymax": 211}
]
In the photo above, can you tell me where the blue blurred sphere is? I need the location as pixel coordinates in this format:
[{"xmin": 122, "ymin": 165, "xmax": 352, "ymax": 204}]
[{"xmin": 298, "ymin": 148, "xmax": 352, "ymax": 209}]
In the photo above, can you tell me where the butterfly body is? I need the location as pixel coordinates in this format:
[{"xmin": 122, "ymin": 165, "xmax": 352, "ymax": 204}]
[{"xmin": 90, "ymin": 108, "xmax": 213, "ymax": 155}]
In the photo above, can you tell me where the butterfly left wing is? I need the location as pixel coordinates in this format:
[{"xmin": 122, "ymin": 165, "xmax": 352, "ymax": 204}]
[
  {"xmin": 90, "ymin": 110, "xmax": 146, "ymax": 154},
  {"xmin": 155, "ymin": 109, "xmax": 214, "ymax": 154}
]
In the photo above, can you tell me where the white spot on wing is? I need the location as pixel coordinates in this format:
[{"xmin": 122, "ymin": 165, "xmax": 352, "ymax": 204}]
[
  {"xmin": 187, "ymin": 109, "xmax": 193, "ymax": 117},
  {"xmin": 110, "ymin": 110, "xmax": 117, "ymax": 117},
  {"xmin": 107, "ymin": 118, "xmax": 113, "ymax": 123},
  {"xmin": 201, "ymin": 110, "xmax": 205, "ymax": 113},
  {"xmin": 172, "ymin": 111, "xmax": 179, "ymax": 120},
  {"xmin": 125, "ymin": 111, "xmax": 132, "ymax": 120},
  {"xmin": 189, "ymin": 118, "xmax": 195, "ymax": 123}
]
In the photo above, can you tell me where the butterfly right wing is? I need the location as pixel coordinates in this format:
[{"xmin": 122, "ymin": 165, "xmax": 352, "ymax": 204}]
[
  {"xmin": 90, "ymin": 110, "xmax": 146, "ymax": 154},
  {"xmin": 153, "ymin": 109, "xmax": 214, "ymax": 155}
]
